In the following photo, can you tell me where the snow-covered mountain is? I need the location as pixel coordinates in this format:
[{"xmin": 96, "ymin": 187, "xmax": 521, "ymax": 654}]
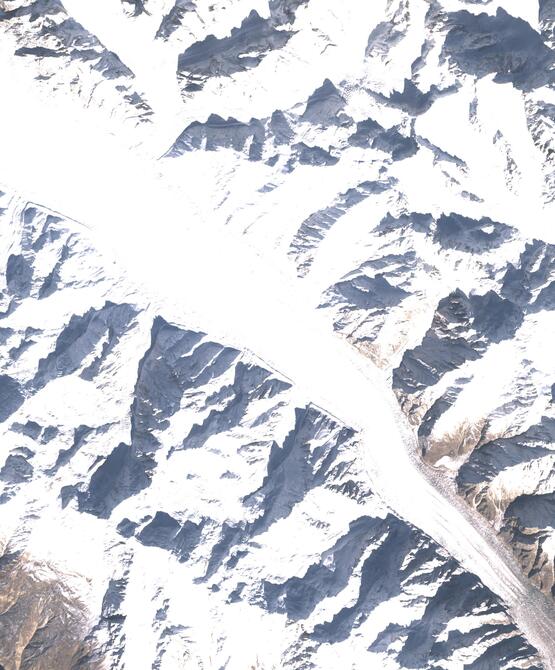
[
  {"xmin": 0, "ymin": 0, "xmax": 554, "ymax": 668},
  {"xmin": 0, "ymin": 183, "xmax": 547, "ymax": 669}
]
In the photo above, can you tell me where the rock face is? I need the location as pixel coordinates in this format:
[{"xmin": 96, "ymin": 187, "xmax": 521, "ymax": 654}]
[
  {"xmin": 0, "ymin": 549, "xmax": 99, "ymax": 670},
  {"xmin": 1, "ymin": 0, "xmax": 555, "ymax": 667},
  {"xmin": 176, "ymin": 10, "xmax": 294, "ymax": 93}
]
